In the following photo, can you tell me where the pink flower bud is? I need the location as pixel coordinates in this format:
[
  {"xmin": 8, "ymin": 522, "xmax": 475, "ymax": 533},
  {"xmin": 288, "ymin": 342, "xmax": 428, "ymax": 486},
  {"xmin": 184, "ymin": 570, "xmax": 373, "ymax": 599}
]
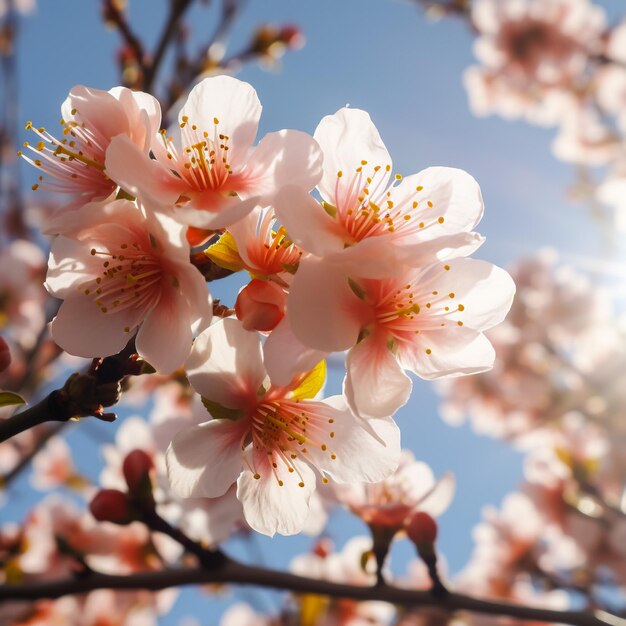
[
  {"xmin": 235, "ymin": 280, "xmax": 286, "ymax": 332},
  {"xmin": 122, "ymin": 449, "xmax": 154, "ymax": 495},
  {"xmin": 89, "ymin": 489, "xmax": 133, "ymax": 524},
  {"xmin": 0, "ymin": 337, "xmax": 10, "ymax": 373},
  {"xmin": 405, "ymin": 511, "xmax": 438, "ymax": 547}
]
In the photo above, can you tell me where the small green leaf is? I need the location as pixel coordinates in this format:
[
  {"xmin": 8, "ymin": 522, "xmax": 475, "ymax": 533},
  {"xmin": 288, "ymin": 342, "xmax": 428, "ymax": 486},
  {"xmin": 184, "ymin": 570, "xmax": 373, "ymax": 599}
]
[
  {"xmin": 0, "ymin": 391, "xmax": 26, "ymax": 408},
  {"xmin": 201, "ymin": 397, "xmax": 244, "ymax": 421}
]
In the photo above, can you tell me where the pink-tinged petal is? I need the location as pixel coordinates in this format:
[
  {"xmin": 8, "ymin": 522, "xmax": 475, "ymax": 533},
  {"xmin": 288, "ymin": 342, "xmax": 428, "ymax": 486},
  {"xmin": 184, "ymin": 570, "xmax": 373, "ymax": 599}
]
[
  {"xmin": 45, "ymin": 237, "xmax": 102, "ymax": 297},
  {"xmin": 135, "ymin": 284, "xmax": 193, "ymax": 374},
  {"xmin": 303, "ymin": 395, "xmax": 401, "ymax": 483},
  {"xmin": 172, "ymin": 195, "xmax": 260, "ymax": 230},
  {"xmin": 418, "ymin": 472, "xmax": 455, "ymax": 517},
  {"xmin": 243, "ymin": 130, "xmax": 323, "ymax": 202},
  {"xmin": 109, "ymin": 87, "xmax": 162, "ymax": 150},
  {"xmin": 173, "ymin": 261, "xmax": 213, "ymax": 334},
  {"xmin": 166, "ymin": 420, "xmax": 245, "ymax": 498},
  {"xmin": 178, "ymin": 76, "xmax": 261, "ymax": 168},
  {"xmin": 263, "ymin": 317, "xmax": 328, "ymax": 387},
  {"xmin": 63, "ymin": 86, "xmax": 133, "ymax": 143},
  {"xmin": 274, "ymin": 185, "xmax": 344, "ymax": 257},
  {"xmin": 422, "ymin": 258, "xmax": 516, "ymax": 331},
  {"xmin": 105, "ymin": 135, "xmax": 181, "ymax": 208},
  {"xmin": 237, "ymin": 451, "xmax": 315, "ymax": 536},
  {"xmin": 331, "ymin": 237, "xmax": 405, "ymax": 279},
  {"xmin": 288, "ymin": 258, "xmax": 365, "ymax": 352},
  {"xmin": 396, "ymin": 232, "xmax": 485, "ymax": 267},
  {"xmin": 315, "ymin": 108, "xmax": 392, "ymax": 205},
  {"xmin": 51, "ymin": 296, "xmax": 136, "ymax": 358},
  {"xmin": 185, "ymin": 318, "xmax": 265, "ymax": 409},
  {"xmin": 399, "ymin": 326, "xmax": 496, "ymax": 380},
  {"xmin": 181, "ymin": 485, "xmax": 244, "ymax": 545},
  {"xmin": 345, "ymin": 334, "xmax": 412, "ymax": 420},
  {"xmin": 44, "ymin": 198, "xmax": 143, "ymax": 238},
  {"xmin": 391, "ymin": 167, "xmax": 484, "ymax": 236}
]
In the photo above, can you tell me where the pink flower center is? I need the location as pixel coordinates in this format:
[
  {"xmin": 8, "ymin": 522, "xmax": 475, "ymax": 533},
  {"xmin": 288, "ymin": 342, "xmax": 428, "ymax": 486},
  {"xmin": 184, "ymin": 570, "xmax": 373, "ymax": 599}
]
[
  {"xmin": 19, "ymin": 115, "xmax": 114, "ymax": 198},
  {"xmin": 332, "ymin": 164, "xmax": 446, "ymax": 245},
  {"xmin": 247, "ymin": 399, "xmax": 336, "ymax": 487},
  {"xmin": 83, "ymin": 237, "xmax": 167, "ymax": 330},
  {"xmin": 159, "ymin": 116, "xmax": 247, "ymax": 196},
  {"xmin": 246, "ymin": 224, "xmax": 303, "ymax": 276},
  {"xmin": 353, "ymin": 266, "xmax": 468, "ymax": 356}
]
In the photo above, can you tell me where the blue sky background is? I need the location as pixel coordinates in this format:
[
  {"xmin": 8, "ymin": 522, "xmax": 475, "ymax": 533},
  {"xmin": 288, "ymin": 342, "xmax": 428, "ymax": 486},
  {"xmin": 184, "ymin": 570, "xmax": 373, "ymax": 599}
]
[{"xmin": 5, "ymin": 0, "xmax": 626, "ymax": 623}]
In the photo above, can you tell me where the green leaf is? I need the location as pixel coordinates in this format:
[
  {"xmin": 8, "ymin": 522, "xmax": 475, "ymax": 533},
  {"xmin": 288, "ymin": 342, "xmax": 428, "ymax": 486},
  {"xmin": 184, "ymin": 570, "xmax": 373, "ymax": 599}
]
[
  {"xmin": 201, "ymin": 397, "xmax": 244, "ymax": 421},
  {"xmin": 0, "ymin": 391, "xmax": 26, "ymax": 408},
  {"xmin": 204, "ymin": 231, "xmax": 245, "ymax": 272}
]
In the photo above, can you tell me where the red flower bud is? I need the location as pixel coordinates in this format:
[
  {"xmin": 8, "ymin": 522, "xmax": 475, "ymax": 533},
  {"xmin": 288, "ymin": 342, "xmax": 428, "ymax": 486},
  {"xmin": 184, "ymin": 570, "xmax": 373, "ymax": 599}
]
[
  {"xmin": 235, "ymin": 280, "xmax": 286, "ymax": 332},
  {"xmin": 405, "ymin": 511, "xmax": 438, "ymax": 547},
  {"xmin": 122, "ymin": 449, "xmax": 154, "ymax": 495},
  {"xmin": 89, "ymin": 489, "xmax": 133, "ymax": 524},
  {"xmin": 0, "ymin": 337, "xmax": 11, "ymax": 373},
  {"xmin": 279, "ymin": 24, "xmax": 305, "ymax": 49}
]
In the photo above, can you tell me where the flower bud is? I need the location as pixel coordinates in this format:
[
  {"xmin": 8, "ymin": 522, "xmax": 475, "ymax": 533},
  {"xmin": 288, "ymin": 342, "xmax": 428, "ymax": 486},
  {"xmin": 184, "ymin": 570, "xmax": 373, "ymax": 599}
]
[
  {"xmin": 278, "ymin": 24, "xmax": 305, "ymax": 49},
  {"xmin": 405, "ymin": 511, "xmax": 438, "ymax": 548},
  {"xmin": 122, "ymin": 449, "xmax": 154, "ymax": 500},
  {"xmin": 89, "ymin": 489, "xmax": 134, "ymax": 525},
  {"xmin": 235, "ymin": 280, "xmax": 286, "ymax": 332},
  {"xmin": 0, "ymin": 337, "xmax": 11, "ymax": 373}
]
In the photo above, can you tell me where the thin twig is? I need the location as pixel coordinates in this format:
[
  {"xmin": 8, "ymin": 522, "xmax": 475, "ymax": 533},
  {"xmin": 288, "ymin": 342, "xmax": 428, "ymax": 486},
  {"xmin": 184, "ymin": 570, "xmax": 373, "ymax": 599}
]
[
  {"xmin": 143, "ymin": 0, "xmax": 194, "ymax": 92},
  {"xmin": 0, "ymin": 560, "xmax": 621, "ymax": 626}
]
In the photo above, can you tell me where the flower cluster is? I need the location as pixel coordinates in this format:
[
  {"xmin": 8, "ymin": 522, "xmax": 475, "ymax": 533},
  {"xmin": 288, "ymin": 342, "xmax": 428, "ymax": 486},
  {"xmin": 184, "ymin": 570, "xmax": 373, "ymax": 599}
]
[
  {"xmin": 24, "ymin": 75, "xmax": 514, "ymax": 537},
  {"xmin": 459, "ymin": 0, "xmax": 626, "ymax": 229}
]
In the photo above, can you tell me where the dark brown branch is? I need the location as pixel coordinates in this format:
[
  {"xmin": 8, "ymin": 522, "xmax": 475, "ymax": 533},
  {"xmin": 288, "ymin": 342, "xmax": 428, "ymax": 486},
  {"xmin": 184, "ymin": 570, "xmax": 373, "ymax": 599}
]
[
  {"xmin": 102, "ymin": 0, "xmax": 147, "ymax": 81},
  {"xmin": 0, "ymin": 560, "xmax": 620, "ymax": 626},
  {"xmin": 0, "ymin": 340, "xmax": 143, "ymax": 444}
]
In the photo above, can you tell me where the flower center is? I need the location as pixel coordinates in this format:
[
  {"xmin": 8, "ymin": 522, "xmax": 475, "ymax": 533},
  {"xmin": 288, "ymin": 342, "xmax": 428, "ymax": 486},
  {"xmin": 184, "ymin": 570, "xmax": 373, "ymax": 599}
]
[
  {"xmin": 248, "ymin": 400, "xmax": 336, "ymax": 487},
  {"xmin": 160, "ymin": 116, "xmax": 235, "ymax": 193},
  {"xmin": 82, "ymin": 238, "xmax": 165, "ymax": 331},
  {"xmin": 332, "ymin": 164, "xmax": 445, "ymax": 245}
]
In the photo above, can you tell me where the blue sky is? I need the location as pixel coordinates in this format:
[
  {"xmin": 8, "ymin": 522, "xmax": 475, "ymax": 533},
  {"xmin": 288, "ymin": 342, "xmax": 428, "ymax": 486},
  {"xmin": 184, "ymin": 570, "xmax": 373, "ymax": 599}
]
[{"xmin": 6, "ymin": 0, "xmax": 626, "ymax": 623}]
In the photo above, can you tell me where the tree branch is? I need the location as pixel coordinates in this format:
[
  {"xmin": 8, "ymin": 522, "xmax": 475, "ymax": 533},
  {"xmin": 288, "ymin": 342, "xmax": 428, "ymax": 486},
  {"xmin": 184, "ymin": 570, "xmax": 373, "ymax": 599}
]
[
  {"xmin": 0, "ymin": 560, "xmax": 622, "ymax": 626},
  {"xmin": 143, "ymin": 0, "xmax": 194, "ymax": 92},
  {"xmin": 0, "ymin": 340, "xmax": 144, "ymax": 444}
]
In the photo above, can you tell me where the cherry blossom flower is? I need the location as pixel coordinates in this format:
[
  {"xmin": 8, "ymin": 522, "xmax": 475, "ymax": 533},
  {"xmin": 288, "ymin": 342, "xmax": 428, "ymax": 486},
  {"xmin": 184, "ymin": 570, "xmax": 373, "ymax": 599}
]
[
  {"xmin": 30, "ymin": 436, "xmax": 88, "ymax": 493},
  {"xmin": 0, "ymin": 239, "xmax": 47, "ymax": 351},
  {"xmin": 274, "ymin": 107, "xmax": 485, "ymax": 280},
  {"xmin": 334, "ymin": 451, "xmax": 455, "ymax": 533},
  {"xmin": 465, "ymin": 0, "xmax": 606, "ymax": 125},
  {"xmin": 206, "ymin": 204, "xmax": 304, "ymax": 285},
  {"xmin": 166, "ymin": 318, "xmax": 400, "ymax": 536},
  {"xmin": 282, "ymin": 256, "xmax": 514, "ymax": 419},
  {"xmin": 45, "ymin": 199, "xmax": 212, "ymax": 373},
  {"xmin": 466, "ymin": 0, "xmax": 605, "ymax": 124},
  {"xmin": 20, "ymin": 85, "xmax": 160, "ymax": 216},
  {"xmin": 106, "ymin": 75, "xmax": 323, "ymax": 229}
]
